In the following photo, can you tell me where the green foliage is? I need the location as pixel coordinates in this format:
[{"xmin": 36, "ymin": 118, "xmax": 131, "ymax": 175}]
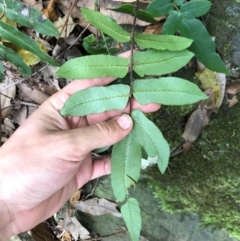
[
  {"xmin": 111, "ymin": 132, "xmax": 141, "ymax": 202},
  {"xmin": 132, "ymin": 78, "xmax": 208, "ymax": 105},
  {"xmin": 57, "ymin": 6, "xmax": 211, "ymax": 241},
  {"xmin": 0, "ymin": 61, "xmax": 4, "ymax": 79},
  {"xmin": 0, "ymin": 0, "xmax": 59, "ymax": 80},
  {"xmin": 0, "ymin": 20, "xmax": 58, "ymax": 66},
  {"xmin": 56, "ymin": 55, "xmax": 129, "ymax": 79},
  {"xmin": 148, "ymin": 0, "xmax": 229, "ymax": 74},
  {"xmin": 0, "ymin": 0, "xmax": 59, "ymax": 36},
  {"xmin": 81, "ymin": 8, "xmax": 131, "ymax": 43},
  {"xmin": 133, "ymin": 49, "xmax": 194, "ymax": 77},
  {"xmin": 0, "ymin": 43, "xmax": 31, "ymax": 76},
  {"xmin": 110, "ymin": 4, "xmax": 158, "ymax": 24},
  {"xmin": 146, "ymin": 0, "xmax": 174, "ymax": 17},
  {"xmin": 60, "ymin": 84, "xmax": 130, "ymax": 116},
  {"xmin": 134, "ymin": 33, "xmax": 193, "ymax": 51},
  {"xmin": 131, "ymin": 110, "xmax": 170, "ymax": 173},
  {"xmin": 121, "ymin": 198, "xmax": 141, "ymax": 241}
]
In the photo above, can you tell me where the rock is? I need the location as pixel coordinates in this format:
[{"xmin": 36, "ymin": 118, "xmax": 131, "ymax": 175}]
[{"xmin": 206, "ymin": 0, "xmax": 240, "ymax": 67}]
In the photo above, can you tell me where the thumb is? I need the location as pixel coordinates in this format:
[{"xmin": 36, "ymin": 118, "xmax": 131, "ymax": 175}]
[{"xmin": 67, "ymin": 114, "xmax": 133, "ymax": 156}]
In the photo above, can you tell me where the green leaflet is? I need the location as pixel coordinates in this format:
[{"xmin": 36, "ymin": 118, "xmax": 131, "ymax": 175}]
[
  {"xmin": 56, "ymin": 55, "xmax": 130, "ymax": 79},
  {"xmin": 180, "ymin": 18, "xmax": 230, "ymax": 74},
  {"xmin": 81, "ymin": 8, "xmax": 130, "ymax": 43},
  {"xmin": 133, "ymin": 49, "xmax": 194, "ymax": 77},
  {"xmin": 180, "ymin": 0, "xmax": 212, "ymax": 18},
  {"xmin": 0, "ymin": 0, "xmax": 58, "ymax": 36},
  {"xmin": 110, "ymin": 4, "xmax": 158, "ymax": 24},
  {"xmin": 121, "ymin": 198, "xmax": 141, "ymax": 241},
  {"xmin": 111, "ymin": 132, "xmax": 141, "ymax": 202},
  {"xmin": 134, "ymin": 33, "xmax": 193, "ymax": 51},
  {"xmin": 0, "ymin": 44, "xmax": 31, "ymax": 77},
  {"xmin": 162, "ymin": 10, "xmax": 182, "ymax": 35},
  {"xmin": 0, "ymin": 20, "xmax": 59, "ymax": 66},
  {"xmin": 83, "ymin": 42, "xmax": 107, "ymax": 55},
  {"xmin": 146, "ymin": 0, "xmax": 174, "ymax": 17},
  {"xmin": 131, "ymin": 109, "xmax": 170, "ymax": 173},
  {"xmin": 0, "ymin": 61, "xmax": 4, "ymax": 82},
  {"xmin": 174, "ymin": 0, "xmax": 184, "ymax": 5},
  {"xmin": 132, "ymin": 77, "xmax": 208, "ymax": 105},
  {"xmin": 60, "ymin": 84, "xmax": 130, "ymax": 116}
]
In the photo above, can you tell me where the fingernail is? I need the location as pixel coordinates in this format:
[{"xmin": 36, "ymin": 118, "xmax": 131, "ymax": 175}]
[{"xmin": 116, "ymin": 114, "xmax": 132, "ymax": 129}]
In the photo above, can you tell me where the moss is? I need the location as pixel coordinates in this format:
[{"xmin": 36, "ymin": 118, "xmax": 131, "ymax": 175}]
[{"xmin": 147, "ymin": 100, "xmax": 240, "ymax": 238}]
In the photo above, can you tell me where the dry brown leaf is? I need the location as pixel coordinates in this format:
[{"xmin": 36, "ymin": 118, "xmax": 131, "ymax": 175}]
[
  {"xmin": 42, "ymin": 0, "xmax": 58, "ymax": 21},
  {"xmin": 61, "ymin": 232, "xmax": 72, "ymax": 241},
  {"xmin": 227, "ymin": 95, "xmax": 238, "ymax": 107},
  {"xmin": 144, "ymin": 23, "xmax": 164, "ymax": 35},
  {"xmin": 54, "ymin": 16, "xmax": 76, "ymax": 38},
  {"xmin": 17, "ymin": 80, "xmax": 48, "ymax": 104},
  {"xmin": 182, "ymin": 105, "xmax": 209, "ymax": 153},
  {"xmin": 30, "ymin": 221, "xmax": 56, "ymax": 241},
  {"xmin": 226, "ymin": 81, "xmax": 240, "ymax": 95},
  {"xmin": 75, "ymin": 197, "xmax": 122, "ymax": 217},
  {"xmin": 63, "ymin": 216, "xmax": 90, "ymax": 240},
  {"xmin": 0, "ymin": 77, "xmax": 16, "ymax": 119},
  {"xmin": 22, "ymin": 0, "xmax": 42, "ymax": 11},
  {"xmin": 70, "ymin": 190, "xmax": 81, "ymax": 209},
  {"xmin": 12, "ymin": 105, "xmax": 28, "ymax": 125},
  {"xmin": 58, "ymin": 0, "xmax": 150, "ymax": 28},
  {"xmin": 2, "ymin": 118, "xmax": 15, "ymax": 136}
]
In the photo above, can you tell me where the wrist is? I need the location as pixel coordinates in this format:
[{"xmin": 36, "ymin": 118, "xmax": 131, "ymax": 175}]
[{"xmin": 0, "ymin": 201, "xmax": 14, "ymax": 240}]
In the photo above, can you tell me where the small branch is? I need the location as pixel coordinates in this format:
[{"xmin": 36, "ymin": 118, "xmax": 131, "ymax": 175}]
[
  {"xmin": 56, "ymin": 0, "xmax": 77, "ymax": 43},
  {"xmin": 129, "ymin": 0, "xmax": 139, "ymax": 112},
  {"xmin": 55, "ymin": 23, "xmax": 90, "ymax": 60}
]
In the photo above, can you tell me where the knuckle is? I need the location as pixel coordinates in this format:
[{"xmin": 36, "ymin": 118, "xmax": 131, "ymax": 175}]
[{"xmin": 95, "ymin": 121, "xmax": 113, "ymax": 139}]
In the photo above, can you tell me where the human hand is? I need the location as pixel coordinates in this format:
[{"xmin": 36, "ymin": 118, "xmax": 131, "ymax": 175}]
[{"xmin": 0, "ymin": 52, "xmax": 160, "ymax": 239}]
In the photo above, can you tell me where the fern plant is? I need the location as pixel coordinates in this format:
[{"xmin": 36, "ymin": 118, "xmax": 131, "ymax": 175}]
[
  {"xmin": 56, "ymin": 7, "xmax": 210, "ymax": 241},
  {"xmin": 0, "ymin": 0, "xmax": 59, "ymax": 81}
]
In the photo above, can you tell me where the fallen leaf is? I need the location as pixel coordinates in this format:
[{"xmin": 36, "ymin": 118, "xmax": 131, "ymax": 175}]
[
  {"xmin": 4, "ymin": 38, "xmax": 48, "ymax": 66},
  {"xmin": 70, "ymin": 190, "xmax": 81, "ymax": 209},
  {"xmin": 75, "ymin": 197, "xmax": 122, "ymax": 218},
  {"xmin": 195, "ymin": 61, "xmax": 226, "ymax": 112},
  {"xmin": 226, "ymin": 81, "xmax": 240, "ymax": 95},
  {"xmin": 0, "ymin": 76, "xmax": 16, "ymax": 119},
  {"xmin": 30, "ymin": 221, "xmax": 56, "ymax": 241},
  {"xmin": 144, "ymin": 22, "xmax": 164, "ymax": 35},
  {"xmin": 12, "ymin": 105, "xmax": 28, "ymax": 125},
  {"xmin": 54, "ymin": 16, "xmax": 76, "ymax": 38},
  {"xmin": 58, "ymin": 0, "xmax": 151, "ymax": 29},
  {"xmin": 61, "ymin": 232, "xmax": 72, "ymax": 241},
  {"xmin": 63, "ymin": 216, "xmax": 90, "ymax": 240},
  {"xmin": 182, "ymin": 107, "xmax": 205, "ymax": 143},
  {"xmin": 22, "ymin": 0, "xmax": 42, "ymax": 11},
  {"xmin": 2, "ymin": 118, "xmax": 15, "ymax": 136},
  {"xmin": 227, "ymin": 95, "xmax": 238, "ymax": 107},
  {"xmin": 17, "ymin": 79, "xmax": 49, "ymax": 104},
  {"xmin": 42, "ymin": 0, "xmax": 58, "ymax": 21}
]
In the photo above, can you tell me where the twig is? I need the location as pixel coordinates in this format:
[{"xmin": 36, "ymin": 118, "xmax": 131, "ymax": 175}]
[
  {"xmin": 55, "ymin": 23, "xmax": 90, "ymax": 60},
  {"xmin": 0, "ymin": 64, "xmax": 49, "ymax": 92},
  {"xmin": 56, "ymin": 0, "xmax": 78, "ymax": 43},
  {"xmin": 129, "ymin": 0, "xmax": 139, "ymax": 112},
  {"xmin": 81, "ymin": 228, "xmax": 126, "ymax": 241}
]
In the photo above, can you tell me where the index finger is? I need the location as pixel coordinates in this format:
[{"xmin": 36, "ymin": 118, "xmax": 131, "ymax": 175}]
[{"xmin": 49, "ymin": 51, "xmax": 131, "ymax": 111}]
